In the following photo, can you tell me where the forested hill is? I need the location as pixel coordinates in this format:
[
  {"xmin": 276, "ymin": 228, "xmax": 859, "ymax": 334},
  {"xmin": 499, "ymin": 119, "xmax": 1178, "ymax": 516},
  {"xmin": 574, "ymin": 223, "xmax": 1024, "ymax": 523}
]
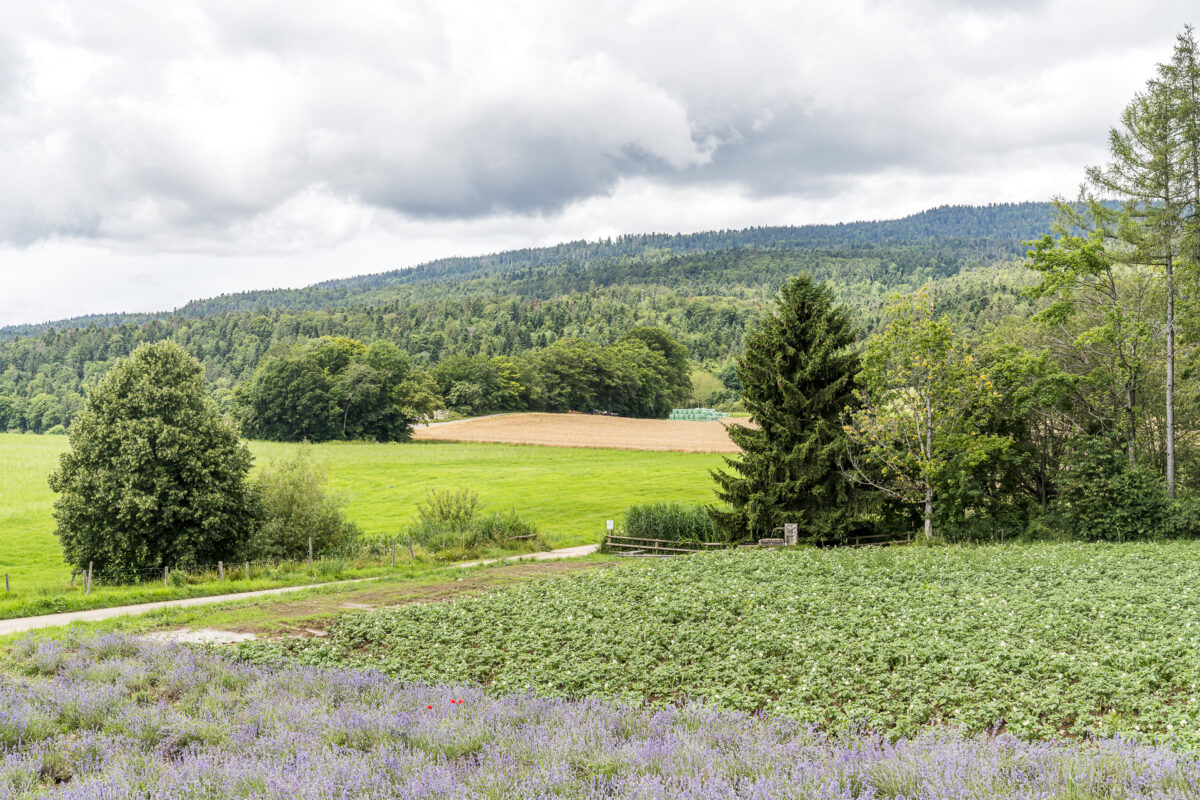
[
  {"xmin": 1, "ymin": 202, "xmax": 1053, "ymax": 338},
  {"xmin": 0, "ymin": 202, "xmax": 1056, "ymax": 433}
]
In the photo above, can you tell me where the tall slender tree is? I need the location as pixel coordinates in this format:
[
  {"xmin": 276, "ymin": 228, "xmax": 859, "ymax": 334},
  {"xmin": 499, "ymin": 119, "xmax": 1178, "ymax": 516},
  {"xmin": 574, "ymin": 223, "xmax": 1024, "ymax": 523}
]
[
  {"xmin": 1087, "ymin": 81, "xmax": 1184, "ymax": 495},
  {"xmin": 1083, "ymin": 27, "xmax": 1200, "ymax": 497},
  {"xmin": 710, "ymin": 273, "xmax": 860, "ymax": 541},
  {"xmin": 1165, "ymin": 27, "xmax": 1200, "ymax": 297}
]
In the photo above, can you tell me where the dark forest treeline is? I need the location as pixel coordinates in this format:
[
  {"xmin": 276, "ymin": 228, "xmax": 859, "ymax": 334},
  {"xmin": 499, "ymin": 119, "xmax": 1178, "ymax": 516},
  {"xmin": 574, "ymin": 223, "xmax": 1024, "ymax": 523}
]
[{"xmin": 0, "ymin": 203, "xmax": 1053, "ymax": 433}]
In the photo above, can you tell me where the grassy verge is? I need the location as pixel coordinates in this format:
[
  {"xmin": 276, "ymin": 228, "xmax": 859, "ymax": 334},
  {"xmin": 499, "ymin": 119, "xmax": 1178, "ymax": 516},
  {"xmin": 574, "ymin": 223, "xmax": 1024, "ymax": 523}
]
[
  {"xmin": 0, "ymin": 555, "xmax": 618, "ymax": 643},
  {"xmin": 236, "ymin": 542, "xmax": 1200, "ymax": 746}
]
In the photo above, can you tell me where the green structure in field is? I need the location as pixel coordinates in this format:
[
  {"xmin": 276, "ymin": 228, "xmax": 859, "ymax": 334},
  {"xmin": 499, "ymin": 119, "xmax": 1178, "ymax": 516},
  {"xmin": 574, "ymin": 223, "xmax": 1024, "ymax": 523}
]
[{"xmin": 669, "ymin": 408, "xmax": 729, "ymax": 421}]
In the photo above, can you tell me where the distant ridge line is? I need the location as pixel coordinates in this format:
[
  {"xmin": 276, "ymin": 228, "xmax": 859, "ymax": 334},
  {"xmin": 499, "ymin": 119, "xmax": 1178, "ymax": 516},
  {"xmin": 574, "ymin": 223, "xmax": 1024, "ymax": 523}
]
[{"xmin": 1, "ymin": 201, "xmax": 1053, "ymax": 336}]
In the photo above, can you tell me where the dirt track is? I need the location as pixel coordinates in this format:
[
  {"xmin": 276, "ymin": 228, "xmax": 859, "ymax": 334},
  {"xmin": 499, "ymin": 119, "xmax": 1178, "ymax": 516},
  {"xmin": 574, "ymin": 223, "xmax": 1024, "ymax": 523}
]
[{"xmin": 411, "ymin": 412, "xmax": 750, "ymax": 453}]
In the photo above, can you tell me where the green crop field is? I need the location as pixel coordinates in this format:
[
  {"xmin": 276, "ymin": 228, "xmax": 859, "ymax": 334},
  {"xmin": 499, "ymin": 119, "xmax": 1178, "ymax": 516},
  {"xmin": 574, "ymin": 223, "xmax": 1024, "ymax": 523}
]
[
  {"xmin": 0, "ymin": 433, "xmax": 723, "ymax": 607},
  {"xmin": 238, "ymin": 542, "xmax": 1200, "ymax": 747}
]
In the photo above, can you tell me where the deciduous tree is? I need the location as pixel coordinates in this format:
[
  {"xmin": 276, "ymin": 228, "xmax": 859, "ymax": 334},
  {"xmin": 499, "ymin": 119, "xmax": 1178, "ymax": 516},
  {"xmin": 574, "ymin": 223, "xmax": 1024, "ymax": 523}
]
[
  {"xmin": 48, "ymin": 341, "xmax": 256, "ymax": 579},
  {"xmin": 844, "ymin": 290, "xmax": 1005, "ymax": 539}
]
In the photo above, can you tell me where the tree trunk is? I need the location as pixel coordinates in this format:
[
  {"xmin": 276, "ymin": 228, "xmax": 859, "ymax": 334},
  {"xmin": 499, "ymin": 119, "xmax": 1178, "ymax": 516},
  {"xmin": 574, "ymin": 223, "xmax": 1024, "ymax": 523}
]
[
  {"xmin": 1126, "ymin": 383, "xmax": 1137, "ymax": 467},
  {"xmin": 923, "ymin": 389, "xmax": 934, "ymax": 539},
  {"xmin": 924, "ymin": 485, "xmax": 933, "ymax": 540},
  {"xmin": 1167, "ymin": 253, "xmax": 1177, "ymax": 498}
]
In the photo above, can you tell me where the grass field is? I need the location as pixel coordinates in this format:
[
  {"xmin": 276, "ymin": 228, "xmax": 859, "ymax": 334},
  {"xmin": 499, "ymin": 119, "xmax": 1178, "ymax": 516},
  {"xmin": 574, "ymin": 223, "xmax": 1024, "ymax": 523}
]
[
  {"xmin": 237, "ymin": 542, "xmax": 1200, "ymax": 747},
  {"xmin": 0, "ymin": 433, "xmax": 723, "ymax": 608}
]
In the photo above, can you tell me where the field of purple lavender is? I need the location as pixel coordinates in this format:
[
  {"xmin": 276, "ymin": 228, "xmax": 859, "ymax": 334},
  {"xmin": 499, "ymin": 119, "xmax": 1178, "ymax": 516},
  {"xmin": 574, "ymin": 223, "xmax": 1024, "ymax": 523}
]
[{"xmin": 2, "ymin": 635, "xmax": 1199, "ymax": 799}]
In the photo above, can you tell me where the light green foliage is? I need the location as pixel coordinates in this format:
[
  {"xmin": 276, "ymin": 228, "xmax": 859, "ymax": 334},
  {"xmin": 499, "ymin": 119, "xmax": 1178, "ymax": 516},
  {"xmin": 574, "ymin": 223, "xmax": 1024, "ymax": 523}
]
[
  {"xmin": 242, "ymin": 543, "xmax": 1200, "ymax": 745},
  {"xmin": 48, "ymin": 342, "xmax": 256, "ymax": 580},
  {"xmin": 687, "ymin": 369, "xmax": 725, "ymax": 407},
  {"xmin": 845, "ymin": 290, "xmax": 1006, "ymax": 538},
  {"xmin": 244, "ymin": 447, "xmax": 358, "ymax": 561},
  {"xmin": 623, "ymin": 503, "xmax": 723, "ymax": 543},
  {"xmin": 417, "ymin": 487, "xmax": 481, "ymax": 529},
  {"xmin": 406, "ymin": 487, "xmax": 546, "ymax": 555}
]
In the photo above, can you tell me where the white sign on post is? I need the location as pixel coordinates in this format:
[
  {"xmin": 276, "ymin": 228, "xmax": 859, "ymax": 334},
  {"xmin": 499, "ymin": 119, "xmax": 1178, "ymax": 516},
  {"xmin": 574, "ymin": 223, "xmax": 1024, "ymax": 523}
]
[
  {"xmin": 783, "ymin": 523, "xmax": 798, "ymax": 547},
  {"xmin": 606, "ymin": 520, "xmax": 614, "ymax": 531}
]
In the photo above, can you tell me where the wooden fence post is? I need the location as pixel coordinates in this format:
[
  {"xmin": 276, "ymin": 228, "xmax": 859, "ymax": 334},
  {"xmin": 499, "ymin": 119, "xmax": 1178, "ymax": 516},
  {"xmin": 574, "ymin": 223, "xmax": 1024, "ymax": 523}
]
[
  {"xmin": 308, "ymin": 537, "xmax": 313, "ymax": 568},
  {"xmin": 4, "ymin": 573, "xmax": 8, "ymax": 593},
  {"xmin": 86, "ymin": 561, "xmax": 93, "ymax": 595},
  {"xmin": 391, "ymin": 536, "xmax": 396, "ymax": 567},
  {"xmin": 218, "ymin": 561, "xmax": 224, "ymax": 581},
  {"xmin": 244, "ymin": 562, "xmax": 250, "ymax": 581},
  {"xmin": 163, "ymin": 566, "xmax": 169, "ymax": 588}
]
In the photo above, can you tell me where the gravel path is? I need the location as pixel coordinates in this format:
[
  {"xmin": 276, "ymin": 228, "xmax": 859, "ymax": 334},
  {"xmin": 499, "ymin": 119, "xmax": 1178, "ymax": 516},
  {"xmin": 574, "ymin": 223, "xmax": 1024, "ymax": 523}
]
[{"xmin": 0, "ymin": 544, "xmax": 600, "ymax": 636}]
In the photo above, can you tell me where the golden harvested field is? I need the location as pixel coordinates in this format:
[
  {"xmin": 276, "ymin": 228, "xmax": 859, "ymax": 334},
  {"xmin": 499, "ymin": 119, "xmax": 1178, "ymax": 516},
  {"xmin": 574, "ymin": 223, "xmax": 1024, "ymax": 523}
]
[{"xmin": 411, "ymin": 412, "xmax": 751, "ymax": 453}]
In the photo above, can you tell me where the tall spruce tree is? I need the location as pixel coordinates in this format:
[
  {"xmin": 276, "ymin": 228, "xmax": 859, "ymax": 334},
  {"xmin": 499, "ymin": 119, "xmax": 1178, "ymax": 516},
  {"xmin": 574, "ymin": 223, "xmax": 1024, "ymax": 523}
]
[{"xmin": 710, "ymin": 273, "xmax": 860, "ymax": 541}]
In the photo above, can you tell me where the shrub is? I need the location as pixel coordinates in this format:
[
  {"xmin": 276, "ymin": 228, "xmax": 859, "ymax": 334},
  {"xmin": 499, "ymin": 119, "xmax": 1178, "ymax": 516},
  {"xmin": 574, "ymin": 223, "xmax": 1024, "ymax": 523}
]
[
  {"xmin": 417, "ymin": 487, "xmax": 480, "ymax": 528},
  {"xmin": 245, "ymin": 447, "xmax": 358, "ymax": 561},
  {"xmin": 43, "ymin": 424, "xmax": 68, "ymax": 436},
  {"xmin": 625, "ymin": 502, "xmax": 724, "ymax": 543},
  {"xmin": 1053, "ymin": 436, "xmax": 1200, "ymax": 541},
  {"xmin": 408, "ymin": 489, "xmax": 542, "ymax": 555}
]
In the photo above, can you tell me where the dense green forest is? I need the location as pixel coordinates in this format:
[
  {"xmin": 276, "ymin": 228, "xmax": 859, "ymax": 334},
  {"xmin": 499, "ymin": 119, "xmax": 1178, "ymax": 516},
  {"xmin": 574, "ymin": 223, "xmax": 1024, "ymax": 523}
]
[
  {"xmin": 0, "ymin": 201, "xmax": 1054, "ymax": 340},
  {"xmin": 0, "ymin": 204, "xmax": 1049, "ymax": 433}
]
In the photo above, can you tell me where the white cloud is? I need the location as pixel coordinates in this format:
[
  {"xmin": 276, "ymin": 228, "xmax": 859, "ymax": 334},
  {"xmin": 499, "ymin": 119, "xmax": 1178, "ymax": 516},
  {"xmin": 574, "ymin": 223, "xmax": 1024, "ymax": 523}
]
[{"xmin": 0, "ymin": 0, "xmax": 1196, "ymax": 323}]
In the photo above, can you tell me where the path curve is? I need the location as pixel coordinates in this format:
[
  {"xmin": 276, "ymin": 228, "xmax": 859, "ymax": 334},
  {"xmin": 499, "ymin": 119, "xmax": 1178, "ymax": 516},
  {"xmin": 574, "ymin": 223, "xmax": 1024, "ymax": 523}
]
[{"xmin": 0, "ymin": 545, "xmax": 600, "ymax": 637}]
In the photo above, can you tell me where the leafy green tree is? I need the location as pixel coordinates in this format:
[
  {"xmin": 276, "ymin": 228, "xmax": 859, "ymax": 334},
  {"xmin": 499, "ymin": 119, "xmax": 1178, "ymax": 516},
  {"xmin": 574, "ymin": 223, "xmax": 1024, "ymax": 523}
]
[
  {"xmin": 1054, "ymin": 435, "xmax": 1194, "ymax": 541},
  {"xmin": 933, "ymin": 341, "xmax": 1075, "ymax": 540},
  {"xmin": 48, "ymin": 341, "xmax": 256, "ymax": 579},
  {"xmin": 1026, "ymin": 208, "xmax": 1158, "ymax": 466},
  {"xmin": 844, "ymin": 290, "xmax": 1006, "ymax": 540},
  {"xmin": 244, "ymin": 447, "xmax": 357, "ymax": 561},
  {"xmin": 237, "ymin": 337, "xmax": 418, "ymax": 442},
  {"xmin": 238, "ymin": 349, "xmax": 337, "ymax": 441},
  {"xmin": 538, "ymin": 338, "xmax": 608, "ymax": 412},
  {"xmin": 619, "ymin": 327, "xmax": 692, "ymax": 405},
  {"xmin": 710, "ymin": 273, "xmax": 860, "ymax": 541}
]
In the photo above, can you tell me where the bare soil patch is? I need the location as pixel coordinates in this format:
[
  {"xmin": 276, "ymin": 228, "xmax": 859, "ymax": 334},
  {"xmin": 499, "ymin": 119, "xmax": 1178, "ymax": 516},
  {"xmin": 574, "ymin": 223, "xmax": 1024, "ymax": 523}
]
[
  {"xmin": 209, "ymin": 559, "xmax": 616, "ymax": 637},
  {"xmin": 411, "ymin": 412, "xmax": 751, "ymax": 453}
]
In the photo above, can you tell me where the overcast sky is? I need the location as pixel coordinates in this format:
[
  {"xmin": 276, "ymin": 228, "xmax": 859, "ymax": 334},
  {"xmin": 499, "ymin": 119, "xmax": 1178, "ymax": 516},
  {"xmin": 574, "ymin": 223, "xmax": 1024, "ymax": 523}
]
[{"xmin": 0, "ymin": 1, "xmax": 1194, "ymax": 326}]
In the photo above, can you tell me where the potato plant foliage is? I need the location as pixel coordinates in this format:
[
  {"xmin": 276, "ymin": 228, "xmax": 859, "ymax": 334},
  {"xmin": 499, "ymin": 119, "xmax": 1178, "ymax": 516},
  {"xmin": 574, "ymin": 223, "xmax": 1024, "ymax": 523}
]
[{"xmin": 240, "ymin": 544, "xmax": 1200, "ymax": 745}]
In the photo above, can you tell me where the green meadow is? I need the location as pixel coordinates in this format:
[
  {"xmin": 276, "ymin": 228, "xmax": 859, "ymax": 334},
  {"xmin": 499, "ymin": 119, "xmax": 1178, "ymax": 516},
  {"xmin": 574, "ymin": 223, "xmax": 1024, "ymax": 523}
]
[{"xmin": 0, "ymin": 433, "xmax": 723, "ymax": 612}]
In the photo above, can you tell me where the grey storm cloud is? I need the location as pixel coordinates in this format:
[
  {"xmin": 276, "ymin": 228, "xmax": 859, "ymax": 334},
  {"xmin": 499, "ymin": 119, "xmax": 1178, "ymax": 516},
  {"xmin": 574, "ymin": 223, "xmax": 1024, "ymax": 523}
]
[{"xmin": 0, "ymin": 0, "xmax": 1195, "ymax": 250}]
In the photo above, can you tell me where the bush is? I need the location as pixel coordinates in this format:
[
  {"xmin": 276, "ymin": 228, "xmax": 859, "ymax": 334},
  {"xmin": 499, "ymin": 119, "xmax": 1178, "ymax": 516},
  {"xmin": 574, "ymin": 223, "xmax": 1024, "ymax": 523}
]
[
  {"xmin": 43, "ymin": 424, "xmax": 68, "ymax": 436},
  {"xmin": 245, "ymin": 448, "xmax": 358, "ymax": 561},
  {"xmin": 408, "ymin": 488, "xmax": 542, "ymax": 555},
  {"xmin": 1053, "ymin": 436, "xmax": 1200, "ymax": 541},
  {"xmin": 417, "ymin": 487, "xmax": 480, "ymax": 528},
  {"xmin": 625, "ymin": 502, "xmax": 724, "ymax": 543}
]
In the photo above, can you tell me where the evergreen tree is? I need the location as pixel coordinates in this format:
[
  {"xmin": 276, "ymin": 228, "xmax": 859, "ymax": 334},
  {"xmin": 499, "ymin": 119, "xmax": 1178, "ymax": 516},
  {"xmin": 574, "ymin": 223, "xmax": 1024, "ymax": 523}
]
[
  {"xmin": 710, "ymin": 274, "xmax": 860, "ymax": 541},
  {"xmin": 48, "ymin": 341, "xmax": 256, "ymax": 580}
]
